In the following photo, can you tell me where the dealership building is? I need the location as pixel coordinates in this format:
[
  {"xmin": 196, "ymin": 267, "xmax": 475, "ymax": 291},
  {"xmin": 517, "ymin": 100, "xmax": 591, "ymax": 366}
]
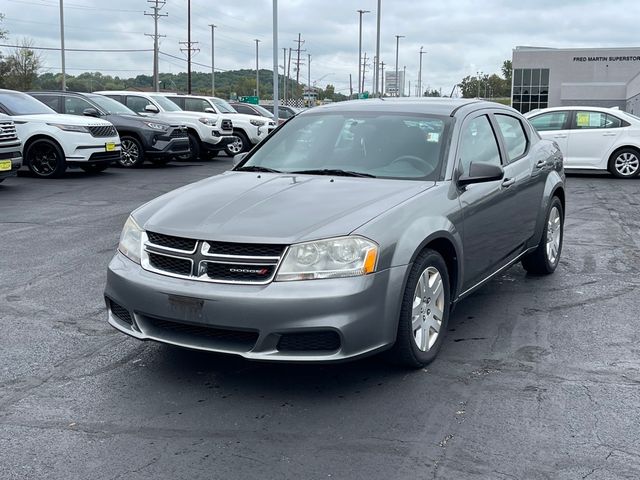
[{"xmin": 511, "ymin": 46, "xmax": 640, "ymax": 114}]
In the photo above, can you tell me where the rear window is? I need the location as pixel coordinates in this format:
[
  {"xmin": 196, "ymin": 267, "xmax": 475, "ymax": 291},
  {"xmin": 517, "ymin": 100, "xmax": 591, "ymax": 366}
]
[{"xmin": 529, "ymin": 111, "xmax": 568, "ymax": 131}]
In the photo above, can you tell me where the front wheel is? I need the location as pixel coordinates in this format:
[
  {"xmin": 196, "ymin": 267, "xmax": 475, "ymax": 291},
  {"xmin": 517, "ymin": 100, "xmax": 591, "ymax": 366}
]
[
  {"xmin": 225, "ymin": 132, "xmax": 249, "ymax": 156},
  {"xmin": 389, "ymin": 249, "xmax": 450, "ymax": 368},
  {"xmin": 608, "ymin": 148, "xmax": 640, "ymax": 178},
  {"xmin": 26, "ymin": 139, "xmax": 67, "ymax": 178},
  {"xmin": 118, "ymin": 136, "xmax": 145, "ymax": 168},
  {"xmin": 522, "ymin": 197, "xmax": 563, "ymax": 275}
]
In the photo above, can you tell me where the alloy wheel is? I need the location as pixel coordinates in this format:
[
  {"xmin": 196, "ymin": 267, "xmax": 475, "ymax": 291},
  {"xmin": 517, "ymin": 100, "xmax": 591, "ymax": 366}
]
[
  {"xmin": 120, "ymin": 139, "xmax": 140, "ymax": 167},
  {"xmin": 30, "ymin": 144, "xmax": 59, "ymax": 176},
  {"xmin": 227, "ymin": 137, "xmax": 244, "ymax": 155},
  {"xmin": 411, "ymin": 266, "xmax": 445, "ymax": 352},
  {"xmin": 546, "ymin": 206, "xmax": 561, "ymax": 265},
  {"xmin": 614, "ymin": 152, "xmax": 639, "ymax": 177}
]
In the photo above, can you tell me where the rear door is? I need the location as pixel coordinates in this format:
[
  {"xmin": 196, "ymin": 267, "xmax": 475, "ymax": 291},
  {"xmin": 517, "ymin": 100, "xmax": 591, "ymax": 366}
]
[
  {"xmin": 63, "ymin": 96, "xmax": 95, "ymax": 116},
  {"xmin": 125, "ymin": 95, "xmax": 154, "ymax": 116},
  {"xmin": 528, "ymin": 110, "xmax": 570, "ymax": 163},
  {"xmin": 566, "ymin": 110, "xmax": 627, "ymax": 168},
  {"xmin": 31, "ymin": 94, "xmax": 62, "ymax": 113}
]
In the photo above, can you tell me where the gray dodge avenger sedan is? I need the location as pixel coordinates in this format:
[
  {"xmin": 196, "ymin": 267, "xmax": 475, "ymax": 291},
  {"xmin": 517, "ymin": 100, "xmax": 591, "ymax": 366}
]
[{"xmin": 105, "ymin": 98, "xmax": 565, "ymax": 367}]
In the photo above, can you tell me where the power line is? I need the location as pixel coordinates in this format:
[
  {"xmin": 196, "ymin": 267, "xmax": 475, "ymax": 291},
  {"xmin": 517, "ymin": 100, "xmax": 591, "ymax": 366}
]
[
  {"xmin": 0, "ymin": 43, "xmax": 153, "ymax": 52},
  {"xmin": 145, "ymin": 0, "xmax": 168, "ymax": 92}
]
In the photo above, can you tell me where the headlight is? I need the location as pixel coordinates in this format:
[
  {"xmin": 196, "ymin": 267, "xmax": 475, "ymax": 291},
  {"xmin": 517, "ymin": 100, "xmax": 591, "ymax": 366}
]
[
  {"xmin": 250, "ymin": 119, "xmax": 266, "ymax": 127},
  {"xmin": 146, "ymin": 122, "xmax": 168, "ymax": 131},
  {"xmin": 118, "ymin": 216, "xmax": 143, "ymax": 264},
  {"xmin": 276, "ymin": 236, "xmax": 378, "ymax": 281},
  {"xmin": 198, "ymin": 117, "xmax": 216, "ymax": 126},
  {"xmin": 47, "ymin": 123, "xmax": 90, "ymax": 133}
]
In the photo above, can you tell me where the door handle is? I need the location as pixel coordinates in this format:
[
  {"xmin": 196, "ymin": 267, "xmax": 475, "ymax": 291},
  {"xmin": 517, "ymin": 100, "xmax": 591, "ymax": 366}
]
[
  {"xmin": 501, "ymin": 177, "xmax": 516, "ymax": 188},
  {"xmin": 602, "ymin": 132, "xmax": 617, "ymax": 136},
  {"xmin": 553, "ymin": 134, "xmax": 567, "ymax": 139},
  {"xmin": 535, "ymin": 160, "xmax": 547, "ymax": 169}
]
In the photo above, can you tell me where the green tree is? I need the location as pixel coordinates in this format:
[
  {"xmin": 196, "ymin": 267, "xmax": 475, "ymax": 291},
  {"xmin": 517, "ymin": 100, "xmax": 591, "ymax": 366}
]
[
  {"xmin": 3, "ymin": 38, "xmax": 42, "ymax": 91},
  {"xmin": 502, "ymin": 60, "xmax": 512, "ymax": 86}
]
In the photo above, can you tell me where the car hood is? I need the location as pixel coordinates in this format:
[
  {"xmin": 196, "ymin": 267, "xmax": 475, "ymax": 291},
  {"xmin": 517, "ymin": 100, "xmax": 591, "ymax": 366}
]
[
  {"xmin": 12, "ymin": 113, "xmax": 112, "ymax": 126},
  {"xmin": 134, "ymin": 172, "xmax": 433, "ymax": 244}
]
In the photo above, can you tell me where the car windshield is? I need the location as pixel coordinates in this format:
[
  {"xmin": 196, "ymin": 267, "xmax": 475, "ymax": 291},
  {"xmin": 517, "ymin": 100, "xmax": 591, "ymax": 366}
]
[
  {"xmin": 0, "ymin": 92, "xmax": 56, "ymax": 115},
  {"xmin": 150, "ymin": 95, "xmax": 182, "ymax": 112},
  {"xmin": 238, "ymin": 111, "xmax": 451, "ymax": 180},
  {"xmin": 211, "ymin": 98, "xmax": 237, "ymax": 113},
  {"xmin": 88, "ymin": 94, "xmax": 136, "ymax": 115}
]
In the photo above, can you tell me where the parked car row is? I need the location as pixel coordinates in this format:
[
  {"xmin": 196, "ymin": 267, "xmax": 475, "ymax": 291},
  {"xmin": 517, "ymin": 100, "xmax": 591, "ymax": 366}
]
[{"xmin": 0, "ymin": 88, "xmax": 282, "ymax": 180}]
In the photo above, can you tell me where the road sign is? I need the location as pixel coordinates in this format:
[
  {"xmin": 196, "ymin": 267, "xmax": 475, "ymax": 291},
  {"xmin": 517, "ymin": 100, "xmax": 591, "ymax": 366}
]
[
  {"xmin": 239, "ymin": 96, "xmax": 259, "ymax": 104},
  {"xmin": 358, "ymin": 92, "xmax": 369, "ymax": 99}
]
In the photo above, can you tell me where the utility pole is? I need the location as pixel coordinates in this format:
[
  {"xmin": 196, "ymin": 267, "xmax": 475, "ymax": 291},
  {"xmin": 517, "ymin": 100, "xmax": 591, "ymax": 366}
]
[
  {"xmin": 408, "ymin": 80, "xmax": 411, "ymax": 97},
  {"xmin": 374, "ymin": 0, "xmax": 381, "ymax": 96},
  {"xmin": 403, "ymin": 65, "xmax": 406, "ymax": 96},
  {"xmin": 293, "ymin": 33, "xmax": 306, "ymax": 87},
  {"xmin": 307, "ymin": 53, "xmax": 311, "ymax": 105},
  {"xmin": 394, "ymin": 35, "xmax": 404, "ymax": 97},
  {"xmin": 59, "ymin": 0, "xmax": 66, "ymax": 90},
  {"xmin": 357, "ymin": 9, "xmax": 370, "ymax": 96},
  {"xmin": 349, "ymin": 74, "xmax": 353, "ymax": 99},
  {"xmin": 380, "ymin": 61, "xmax": 385, "ymax": 96},
  {"xmin": 272, "ymin": 0, "xmax": 278, "ymax": 119},
  {"xmin": 254, "ymin": 39, "xmax": 261, "ymax": 97},
  {"xmin": 179, "ymin": 0, "xmax": 199, "ymax": 94},
  {"xmin": 287, "ymin": 47, "xmax": 292, "ymax": 100},
  {"xmin": 361, "ymin": 52, "xmax": 368, "ymax": 95},
  {"xmin": 145, "ymin": 1, "xmax": 167, "ymax": 93},
  {"xmin": 418, "ymin": 46, "xmax": 426, "ymax": 97},
  {"xmin": 209, "ymin": 24, "xmax": 217, "ymax": 96},
  {"xmin": 477, "ymin": 71, "xmax": 481, "ymax": 98},
  {"xmin": 282, "ymin": 47, "xmax": 287, "ymax": 103}
]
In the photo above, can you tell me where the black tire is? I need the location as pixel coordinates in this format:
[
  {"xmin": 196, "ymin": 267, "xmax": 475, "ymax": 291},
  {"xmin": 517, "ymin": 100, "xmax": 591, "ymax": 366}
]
[
  {"xmin": 118, "ymin": 136, "xmax": 145, "ymax": 168},
  {"xmin": 185, "ymin": 132, "xmax": 201, "ymax": 160},
  {"xmin": 225, "ymin": 131, "xmax": 250, "ymax": 156},
  {"xmin": 80, "ymin": 164, "xmax": 110, "ymax": 173},
  {"xmin": 522, "ymin": 196, "xmax": 563, "ymax": 275},
  {"xmin": 388, "ymin": 249, "xmax": 451, "ymax": 368},
  {"xmin": 608, "ymin": 148, "xmax": 640, "ymax": 178},
  {"xmin": 0, "ymin": 178, "xmax": 4, "ymax": 183},
  {"xmin": 26, "ymin": 139, "xmax": 67, "ymax": 178}
]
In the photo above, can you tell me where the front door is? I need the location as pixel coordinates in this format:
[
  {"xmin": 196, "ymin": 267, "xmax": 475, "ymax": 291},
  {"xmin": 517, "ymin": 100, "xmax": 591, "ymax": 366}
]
[{"xmin": 528, "ymin": 110, "xmax": 571, "ymax": 164}]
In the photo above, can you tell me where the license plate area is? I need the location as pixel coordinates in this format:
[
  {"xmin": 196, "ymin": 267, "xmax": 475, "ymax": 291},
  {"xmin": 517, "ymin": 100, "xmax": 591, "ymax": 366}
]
[
  {"xmin": 105, "ymin": 142, "xmax": 116, "ymax": 152},
  {"xmin": 0, "ymin": 160, "xmax": 11, "ymax": 171}
]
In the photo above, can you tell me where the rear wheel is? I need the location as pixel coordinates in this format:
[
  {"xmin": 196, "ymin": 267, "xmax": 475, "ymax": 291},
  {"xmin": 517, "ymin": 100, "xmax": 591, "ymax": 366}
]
[
  {"xmin": 26, "ymin": 139, "xmax": 67, "ymax": 178},
  {"xmin": 118, "ymin": 136, "xmax": 145, "ymax": 168},
  {"xmin": 608, "ymin": 148, "xmax": 640, "ymax": 178},
  {"xmin": 522, "ymin": 197, "xmax": 563, "ymax": 274},
  {"xmin": 389, "ymin": 249, "xmax": 450, "ymax": 368}
]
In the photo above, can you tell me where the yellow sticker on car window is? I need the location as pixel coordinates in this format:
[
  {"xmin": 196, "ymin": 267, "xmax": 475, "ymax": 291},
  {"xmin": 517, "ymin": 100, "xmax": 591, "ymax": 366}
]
[{"xmin": 576, "ymin": 112, "xmax": 590, "ymax": 127}]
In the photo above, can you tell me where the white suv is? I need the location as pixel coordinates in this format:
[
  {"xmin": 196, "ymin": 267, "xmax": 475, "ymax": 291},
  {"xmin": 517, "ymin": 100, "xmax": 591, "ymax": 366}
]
[
  {"xmin": 94, "ymin": 91, "xmax": 235, "ymax": 159},
  {"xmin": 162, "ymin": 94, "xmax": 276, "ymax": 155},
  {"xmin": 0, "ymin": 89, "xmax": 120, "ymax": 178}
]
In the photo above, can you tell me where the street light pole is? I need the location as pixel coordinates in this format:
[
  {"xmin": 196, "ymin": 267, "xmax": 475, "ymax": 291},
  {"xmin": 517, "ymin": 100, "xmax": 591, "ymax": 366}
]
[
  {"xmin": 272, "ymin": 0, "xmax": 278, "ymax": 120},
  {"xmin": 357, "ymin": 9, "xmax": 370, "ymax": 96},
  {"xmin": 403, "ymin": 65, "xmax": 406, "ymax": 96},
  {"xmin": 418, "ymin": 46, "xmax": 426, "ymax": 97},
  {"xmin": 209, "ymin": 24, "xmax": 217, "ymax": 96},
  {"xmin": 374, "ymin": 0, "xmax": 381, "ymax": 96},
  {"xmin": 59, "ymin": 0, "xmax": 66, "ymax": 90},
  {"xmin": 394, "ymin": 35, "xmax": 404, "ymax": 97},
  {"xmin": 254, "ymin": 39, "xmax": 261, "ymax": 98}
]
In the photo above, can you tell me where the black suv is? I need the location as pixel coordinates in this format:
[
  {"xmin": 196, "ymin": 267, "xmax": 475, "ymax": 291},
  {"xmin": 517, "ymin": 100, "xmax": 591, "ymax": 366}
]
[{"xmin": 29, "ymin": 91, "xmax": 190, "ymax": 168}]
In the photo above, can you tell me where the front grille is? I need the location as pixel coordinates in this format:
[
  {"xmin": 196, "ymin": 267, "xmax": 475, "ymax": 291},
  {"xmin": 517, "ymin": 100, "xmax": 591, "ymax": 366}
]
[
  {"xmin": 221, "ymin": 119, "xmax": 233, "ymax": 131},
  {"xmin": 145, "ymin": 316, "xmax": 259, "ymax": 349},
  {"xmin": 109, "ymin": 299, "xmax": 133, "ymax": 325},
  {"xmin": 169, "ymin": 127, "xmax": 188, "ymax": 138},
  {"xmin": 206, "ymin": 241, "xmax": 286, "ymax": 257},
  {"xmin": 205, "ymin": 262, "xmax": 276, "ymax": 282},
  {"xmin": 147, "ymin": 231, "xmax": 197, "ymax": 252},
  {"xmin": 0, "ymin": 122, "xmax": 18, "ymax": 143},
  {"xmin": 88, "ymin": 151, "xmax": 120, "ymax": 162},
  {"xmin": 141, "ymin": 233, "xmax": 287, "ymax": 284},
  {"xmin": 277, "ymin": 331, "xmax": 341, "ymax": 352},
  {"xmin": 148, "ymin": 252, "xmax": 192, "ymax": 276},
  {"xmin": 88, "ymin": 125, "xmax": 118, "ymax": 137}
]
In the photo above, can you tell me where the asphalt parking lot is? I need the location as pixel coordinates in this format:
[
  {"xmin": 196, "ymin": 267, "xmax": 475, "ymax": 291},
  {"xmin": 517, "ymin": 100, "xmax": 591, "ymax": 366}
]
[{"xmin": 1, "ymin": 161, "xmax": 639, "ymax": 480}]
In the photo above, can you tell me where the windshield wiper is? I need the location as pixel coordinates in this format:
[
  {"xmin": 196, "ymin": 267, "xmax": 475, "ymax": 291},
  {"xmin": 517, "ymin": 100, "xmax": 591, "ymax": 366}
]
[
  {"xmin": 290, "ymin": 169, "xmax": 376, "ymax": 178},
  {"xmin": 235, "ymin": 165, "xmax": 282, "ymax": 173}
]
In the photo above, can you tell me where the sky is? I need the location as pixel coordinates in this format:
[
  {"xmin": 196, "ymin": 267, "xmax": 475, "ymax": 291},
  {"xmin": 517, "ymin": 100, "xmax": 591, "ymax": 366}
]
[{"xmin": 1, "ymin": 0, "xmax": 640, "ymax": 95}]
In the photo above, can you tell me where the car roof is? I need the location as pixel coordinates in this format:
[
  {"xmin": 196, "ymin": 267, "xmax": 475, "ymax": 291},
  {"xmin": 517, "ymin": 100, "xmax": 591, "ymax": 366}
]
[{"xmin": 525, "ymin": 105, "xmax": 625, "ymax": 116}]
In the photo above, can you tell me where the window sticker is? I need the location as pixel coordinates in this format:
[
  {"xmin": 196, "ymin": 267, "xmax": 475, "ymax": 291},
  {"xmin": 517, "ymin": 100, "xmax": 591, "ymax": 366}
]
[
  {"xmin": 576, "ymin": 112, "xmax": 590, "ymax": 127},
  {"xmin": 426, "ymin": 132, "xmax": 440, "ymax": 142}
]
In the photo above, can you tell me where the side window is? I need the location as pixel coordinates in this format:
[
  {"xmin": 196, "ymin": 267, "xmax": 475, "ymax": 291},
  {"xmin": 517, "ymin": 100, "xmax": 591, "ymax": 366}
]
[
  {"xmin": 495, "ymin": 114, "xmax": 528, "ymax": 162},
  {"xmin": 126, "ymin": 96, "xmax": 153, "ymax": 114},
  {"xmin": 574, "ymin": 111, "xmax": 607, "ymax": 129},
  {"xmin": 184, "ymin": 98, "xmax": 209, "ymax": 112},
  {"xmin": 605, "ymin": 114, "xmax": 623, "ymax": 128},
  {"xmin": 458, "ymin": 115, "xmax": 502, "ymax": 174},
  {"xmin": 168, "ymin": 97, "xmax": 185, "ymax": 109},
  {"xmin": 33, "ymin": 95, "xmax": 61, "ymax": 112},
  {"xmin": 529, "ymin": 111, "xmax": 568, "ymax": 131},
  {"xmin": 64, "ymin": 96, "xmax": 94, "ymax": 115},
  {"xmin": 105, "ymin": 95, "xmax": 123, "ymax": 103},
  {"xmin": 234, "ymin": 104, "xmax": 254, "ymax": 115}
]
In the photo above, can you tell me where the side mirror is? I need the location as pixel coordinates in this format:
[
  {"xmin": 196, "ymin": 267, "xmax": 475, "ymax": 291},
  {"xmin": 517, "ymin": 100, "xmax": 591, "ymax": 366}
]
[
  {"xmin": 204, "ymin": 107, "xmax": 216, "ymax": 114},
  {"xmin": 82, "ymin": 108, "xmax": 100, "ymax": 117},
  {"xmin": 144, "ymin": 104, "xmax": 159, "ymax": 113},
  {"xmin": 233, "ymin": 152, "xmax": 248, "ymax": 167},
  {"xmin": 457, "ymin": 162, "xmax": 504, "ymax": 186}
]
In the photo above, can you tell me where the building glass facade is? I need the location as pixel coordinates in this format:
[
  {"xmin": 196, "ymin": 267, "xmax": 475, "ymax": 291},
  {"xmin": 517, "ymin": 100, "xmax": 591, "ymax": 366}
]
[{"xmin": 512, "ymin": 68, "xmax": 550, "ymax": 113}]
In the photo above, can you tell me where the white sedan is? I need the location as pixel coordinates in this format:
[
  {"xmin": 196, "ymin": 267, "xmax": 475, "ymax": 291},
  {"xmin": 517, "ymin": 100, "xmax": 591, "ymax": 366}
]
[{"xmin": 525, "ymin": 106, "xmax": 640, "ymax": 178}]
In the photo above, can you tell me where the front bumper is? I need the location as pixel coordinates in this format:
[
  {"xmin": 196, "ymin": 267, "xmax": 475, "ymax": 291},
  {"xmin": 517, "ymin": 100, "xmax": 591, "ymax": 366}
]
[
  {"xmin": 0, "ymin": 152, "xmax": 22, "ymax": 179},
  {"xmin": 146, "ymin": 136, "xmax": 191, "ymax": 158},
  {"xmin": 202, "ymin": 135, "xmax": 238, "ymax": 152},
  {"xmin": 104, "ymin": 252, "xmax": 407, "ymax": 362}
]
